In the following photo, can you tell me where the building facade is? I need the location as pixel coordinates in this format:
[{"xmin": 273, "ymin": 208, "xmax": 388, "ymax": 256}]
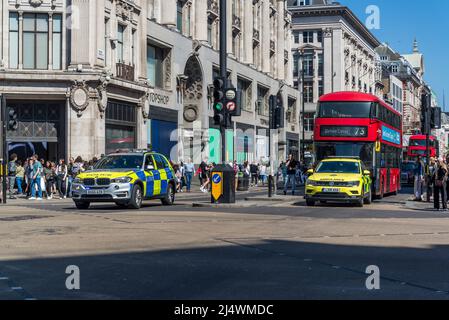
[
  {"xmin": 288, "ymin": 0, "xmax": 382, "ymax": 154},
  {"xmin": 0, "ymin": 0, "xmax": 300, "ymax": 165}
]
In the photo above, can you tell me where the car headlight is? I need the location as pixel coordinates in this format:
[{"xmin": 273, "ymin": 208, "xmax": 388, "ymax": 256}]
[
  {"xmin": 347, "ymin": 181, "xmax": 361, "ymax": 187},
  {"xmin": 73, "ymin": 178, "xmax": 83, "ymax": 184},
  {"xmin": 111, "ymin": 177, "xmax": 132, "ymax": 184},
  {"xmin": 307, "ymin": 180, "xmax": 318, "ymax": 186}
]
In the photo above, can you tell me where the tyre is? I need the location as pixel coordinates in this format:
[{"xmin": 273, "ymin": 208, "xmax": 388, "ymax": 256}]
[
  {"xmin": 356, "ymin": 198, "xmax": 364, "ymax": 208},
  {"xmin": 128, "ymin": 185, "xmax": 143, "ymax": 209},
  {"xmin": 115, "ymin": 202, "xmax": 129, "ymax": 208},
  {"xmin": 320, "ymin": 201, "xmax": 327, "ymax": 204},
  {"xmin": 75, "ymin": 201, "xmax": 90, "ymax": 210},
  {"xmin": 364, "ymin": 188, "xmax": 372, "ymax": 205},
  {"xmin": 161, "ymin": 183, "xmax": 175, "ymax": 206},
  {"xmin": 306, "ymin": 199, "xmax": 315, "ymax": 207}
]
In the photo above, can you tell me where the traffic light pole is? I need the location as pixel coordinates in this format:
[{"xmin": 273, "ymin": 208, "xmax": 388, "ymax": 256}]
[
  {"xmin": 425, "ymin": 94, "xmax": 431, "ymax": 202},
  {"xmin": 219, "ymin": 0, "xmax": 227, "ymax": 164},
  {"xmin": 1, "ymin": 95, "xmax": 7, "ymax": 204}
]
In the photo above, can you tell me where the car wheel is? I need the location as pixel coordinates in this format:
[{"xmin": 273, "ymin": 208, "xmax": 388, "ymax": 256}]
[
  {"xmin": 306, "ymin": 200, "xmax": 315, "ymax": 207},
  {"xmin": 115, "ymin": 202, "xmax": 129, "ymax": 208},
  {"xmin": 356, "ymin": 198, "xmax": 364, "ymax": 208},
  {"xmin": 128, "ymin": 185, "xmax": 143, "ymax": 209},
  {"xmin": 364, "ymin": 188, "xmax": 372, "ymax": 205},
  {"xmin": 161, "ymin": 183, "xmax": 175, "ymax": 206},
  {"xmin": 75, "ymin": 201, "xmax": 90, "ymax": 210}
]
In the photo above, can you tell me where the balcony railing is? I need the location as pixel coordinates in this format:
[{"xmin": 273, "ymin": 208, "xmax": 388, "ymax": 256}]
[{"xmin": 116, "ymin": 62, "xmax": 135, "ymax": 82}]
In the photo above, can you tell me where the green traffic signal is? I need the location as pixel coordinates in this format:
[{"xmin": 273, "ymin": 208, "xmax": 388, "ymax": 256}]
[{"xmin": 214, "ymin": 102, "xmax": 223, "ymax": 112}]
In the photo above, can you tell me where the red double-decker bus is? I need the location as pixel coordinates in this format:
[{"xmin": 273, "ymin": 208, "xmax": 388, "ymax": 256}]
[
  {"xmin": 314, "ymin": 92, "xmax": 402, "ymax": 198},
  {"xmin": 407, "ymin": 135, "xmax": 438, "ymax": 158}
]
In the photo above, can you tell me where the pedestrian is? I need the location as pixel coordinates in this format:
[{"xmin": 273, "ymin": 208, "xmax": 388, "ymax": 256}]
[
  {"xmin": 199, "ymin": 158, "xmax": 209, "ymax": 193},
  {"xmin": 413, "ymin": 156, "xmax": 425, "ymax": 201},
  {"xmin": 7, "ymin": 154, "xmax": 18, "ymax": 199},
  {"xmin": 233, "ymin": 160, "xmax": 239, "ymax": 192},
  {"xmin": 434, "ymin": 159, "xmax": 448, "ymax": 211},
  {"xmin": 67, "ymin": 157, "xmax": 75, "ymax": 197},
  {"xmin": 427, "ymin": 157, "xmax": 437, "ymax": 202},
  {"xmin": 56, "ymin": 159, "xmax": 68, "ymax": 199},
  {"xmin": 174, "ymin": 164, "xmax": 183, "ymax": 192},
  {"xmin": 30, "ymin": 157, "xmax": 43, "ymax": 200},
  {"xmin": 259, "ymin": 163, "xmax": 267, "ymax": 186},
  {"xmin": 284, "ymin": 154, "xmax": 298, "ymax": 196},
  {"xmin": 250, "ymin": 162, "xmax": 259, "ymax": 187},
  {"xmin": 15, "ymin": 160, "xmax": 25, "ymax": 196},
  {"xmin": 183, "ymin": 158, "xmax": 195, "ymax": 193},
  {"xmin": 24, "ymin": 158, "xmax": 33, "ymax": 197},
  {"xmin": 43, "ymin": 161, "xmax": 55, "ymax": 200}
]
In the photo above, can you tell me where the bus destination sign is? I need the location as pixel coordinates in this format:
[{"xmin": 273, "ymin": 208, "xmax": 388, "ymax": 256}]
[{"xmin": 320, "ymin": 126, "xmax": 368, "ymax": 138}]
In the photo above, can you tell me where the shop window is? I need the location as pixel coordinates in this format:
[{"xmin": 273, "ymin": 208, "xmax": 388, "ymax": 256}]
[{"xmin": 23, "ymin": 13, "xmax": 49, "ymax": 69}]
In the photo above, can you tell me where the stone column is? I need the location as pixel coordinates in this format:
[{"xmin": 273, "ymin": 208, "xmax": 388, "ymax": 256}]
[
  {"xmin": 243, "ymin": 0, "xmax": 253, "ymax": 64},
  {"xmin": 226, "ymin": 0, "xmax": 233, "ymax": 55},
  {"xmin": 48, "ymin": 13, "xmax": 53, "ymax": 70},
  {"xmin": 195, "ymin": 0, "xmax": 208, "ymax": 42},
  {"xmin": 323, "ymin": 27, "xmax": 333, "ymax": 94},
  {"xmin": 18, "ymin": 11, "xmax": 23, "ymax": 69},
  {"xmin": 0, "ymin": 0, "xmax": 5, "ymax": 68},
  {"xmin": 276, "ymin": 0, "xmax": 285, "ymax": 80},
  {"xmin": 95, "ymin": 0, "xmax": 106, "ymax": 68},
  {"xmin": 69, "ymin": 0, "xmax": 91, "ymax": 68},
  {"xmin": 261, "ymin": 0, "xmax": 270, "ymax": 74},
  {"xmin": 138, "ymin": 3, "xmax": 148, "ymax": 80},
  {"xmin": 161, "ymin": 0, "xmax": 176, "ymax": 28}
]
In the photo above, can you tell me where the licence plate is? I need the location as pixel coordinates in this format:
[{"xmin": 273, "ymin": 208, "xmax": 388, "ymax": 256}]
[
  {"xmin": 322, "ymin": 188, "xmax": 340, "ymax": 193},
  {"xmin": 87, "ymin": 189, "xmax": 104, "ymax": 195}
]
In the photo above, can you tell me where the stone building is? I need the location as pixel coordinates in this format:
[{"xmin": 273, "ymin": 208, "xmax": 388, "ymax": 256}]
[
  {"xmin": 287, "ymin": 0, "xmax": 383, "ymax": 154},
  {"xmin": 0, "ymin": 0, "xmax": 300, "ymax": 165}
]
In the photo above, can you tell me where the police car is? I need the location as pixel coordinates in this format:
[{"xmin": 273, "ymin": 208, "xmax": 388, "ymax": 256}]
[{"xmin": 71, "ymin": 151, "xmax": 176, "ymax": 210}]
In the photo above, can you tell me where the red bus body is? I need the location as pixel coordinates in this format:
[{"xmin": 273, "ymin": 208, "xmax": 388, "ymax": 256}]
[
  {"xmin": 407, "ymin": 135, "xmax": 438, "ymax": 158},
  {"xmin": 314, "ymin": 92, "xmax": 402, "ymax": 198}
]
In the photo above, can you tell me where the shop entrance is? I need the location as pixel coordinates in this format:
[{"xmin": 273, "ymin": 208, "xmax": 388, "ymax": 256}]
[{"xmin": 6, "ymin": 101, "xmax": 65, "ymax": 162}]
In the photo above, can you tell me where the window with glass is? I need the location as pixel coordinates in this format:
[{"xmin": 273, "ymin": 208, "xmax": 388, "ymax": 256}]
[
  {"xmin": 9, "ymin": 13, "xmax": 19, "ymax": 69},
  {"xmin": 315, "ymin": 142, "xmax": 374, "ymax": 170},
  {"xmin": 303, "ymin": 112, "xmax": 315, "ymax": 132},
  {"xmin": 304, "ymin": 82, "xmax": 314, "ymax": 103},
  {"xmin": 105, "ymin": 101, "xmax": 137, "ymax": 155},
  {"xmin": 177, "ymin": 1, "xmax": 183, "ymax": 32},
  {"xmin": 315, "ymin": 161, "xmax": 361, "ymax": 174},
  {"xmin": 317, "ymin": 31, "xmax": 323, "ymax": 43},
  {"xmin": 23, "ymin": 13, "xmax": 49, "ymax": 69},
  {"xmin": 318, "ymin": 102, "xmax": 373, "ymax": 118},
  {"xmin": 303, "ymin": 54, "xmax": 314, "ymax": 77},
  {"xmin": 147, "ymin": 44, "xmax": 165, "ymax": 88},
  {"xmin": 318, "ymin": 80, "xmax": 324, "ymax": 98},
  {"xmin": 237, "ymin": 77, "xmax": 251, "ymax": 111},
  {"xmin": 117, "ymin": 24, "xmax": 125, "ymax": 62},
  {"xmin": 52, "ymin": 14, "xmax": 62, "ymax": 70},
  {"xmin": 303, "ymin": 31, "xmax": 313, "ymax": 43},
  {"xmin": 318, "ymin": 53, "xmax": 323, "ymax": 76}
]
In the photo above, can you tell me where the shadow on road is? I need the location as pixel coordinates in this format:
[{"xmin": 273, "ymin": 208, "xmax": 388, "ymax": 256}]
[{"xmin": 1, "ymin": 238, "xmax": 449, "ymax": 300}]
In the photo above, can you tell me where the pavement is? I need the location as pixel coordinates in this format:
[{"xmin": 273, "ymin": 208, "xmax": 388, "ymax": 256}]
[{"xmin": 1, "ymin": 186, "xmax": 449, "ymax": 299}]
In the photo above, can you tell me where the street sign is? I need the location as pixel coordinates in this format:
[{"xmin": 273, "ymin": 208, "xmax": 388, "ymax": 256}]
[
  {"xmin": 226, "ymin": 102, "xmax": 236, "ymax": 112},
  {"xmin": 211, "ymin": 172, "xmax": 223, "ymax": 202}
]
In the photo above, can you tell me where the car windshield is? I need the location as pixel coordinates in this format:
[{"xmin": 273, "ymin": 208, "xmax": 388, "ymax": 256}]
[
  {"xmin": 315, "ymin": 143, "xmax": 374, "ymax": 170},
  {"xmin": 316, "ymin": 161, "xmax": 361, "ymax": 174},
  {"xmin": 94, "ymin": 155, "xmax": 143, "ymax": 170}
]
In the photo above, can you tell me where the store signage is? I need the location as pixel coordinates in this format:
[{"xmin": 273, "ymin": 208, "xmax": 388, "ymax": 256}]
[
  {"xmin": 148, "ymin": 90, "xmax": 170, "ymax": 106},
  {"xmin": 382, "ymin": 126, "xmax": 401, "ymax": 145},
  {"xmin": 320, "ymin": 126, "xmax": 368, "ymax": 138}
]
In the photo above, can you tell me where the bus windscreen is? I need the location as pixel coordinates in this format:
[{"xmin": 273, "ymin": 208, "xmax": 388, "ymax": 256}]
[{"xmin": 318, "ymin": 102, "xmax": 372, "ymax": 119}]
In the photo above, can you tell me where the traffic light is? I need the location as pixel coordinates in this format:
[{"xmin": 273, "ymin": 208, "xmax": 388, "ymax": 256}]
[
  {"xmin": 269, "ymin": 94, "xmax": 285, "ymax": 129},
  {"xmin": 421, "ymin": 93, "xmax": 430, "ymax": 134},
  {"xmin": 213, "ymin": 77, "xmax": 226, "ymax": 126},
  {"xmin": 431, "ymin": 107, "xmax": 442, "ymax": 129},
  {"xmin": 7, "ymin": 107, "xmax": 18, "ymax": 131}
]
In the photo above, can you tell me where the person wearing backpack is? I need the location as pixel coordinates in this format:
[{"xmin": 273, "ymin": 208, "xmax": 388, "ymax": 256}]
[
  {"xmin": 7, "ymin": 154, "xmax": 18, "ymax": 199},
  {"xmin": 434, "ymin": 159, "xmax": 448, "ymax": 211}
]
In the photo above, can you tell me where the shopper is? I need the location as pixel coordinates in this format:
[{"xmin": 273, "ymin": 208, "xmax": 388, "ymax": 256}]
[
  {"xmin": 434, "ymin": 159, "xmax": 448, "ymax": 211},
  {"xmin": 30, "ymin": 157, "xmax": 43, "ymax": 200},
  {"xmin": 56, "ymin": 159, "xmax": 68, "ymax": 199},
  {"xmin": 183, "ymin": 158, "xmax": 195, "ymax": 193},
  {"xmin": 284, "ymin": 154, "xmax": 298, "ymax": 196},
  {"xmin": 15, "ymin": 160, "xmax": 25, "ymax": 195},
  {"xmin": 413, "ymin": 156, "xmax": 425, "ymax": 201}
]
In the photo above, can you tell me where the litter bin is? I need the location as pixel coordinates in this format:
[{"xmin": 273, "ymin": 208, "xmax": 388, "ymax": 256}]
[{"xmin": 237, "ymin": 172, "xmax": 250, "ymax": 191}]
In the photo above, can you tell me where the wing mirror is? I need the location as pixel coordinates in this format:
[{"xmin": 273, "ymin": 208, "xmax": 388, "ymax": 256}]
[
  {"xmin": 363, "ymin": 170, "xmax": 371, "ymax": 176},
  {"xmin": 307, "ymin": 169, "xmax": 314, "ymax": 175},
  {"xmin": 146, "ymin": 165, "xmax": 155, "ymax": 170}
]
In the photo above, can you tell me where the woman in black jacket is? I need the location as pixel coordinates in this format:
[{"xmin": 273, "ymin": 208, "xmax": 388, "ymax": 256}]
[{"xmin": 434, "ymin": 159, "xmax": 448, "ymax": 211}]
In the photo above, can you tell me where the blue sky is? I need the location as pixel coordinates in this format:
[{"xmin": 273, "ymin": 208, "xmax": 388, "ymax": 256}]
[{"xmin": 338, "ymin": 0, "xmax": 449, "ymax": 110}]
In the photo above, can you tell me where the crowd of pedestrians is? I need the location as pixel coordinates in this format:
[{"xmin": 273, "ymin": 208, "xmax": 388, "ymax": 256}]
[
  {"xmin": 6, "ymin": 154, "xmax": 97, "ymax": 201},
  {"xmin": 413, "ymin": 155, "xmax": 449, "ymax": 211}
]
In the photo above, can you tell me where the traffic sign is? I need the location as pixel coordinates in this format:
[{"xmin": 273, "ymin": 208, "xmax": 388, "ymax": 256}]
[
  {"xmin": 226, "ymin": 102, "xmax": 236, "ymax": 112},
  {"xmin": 211, "ymin": 172, "xmax": 223, "ymax": 202}
]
